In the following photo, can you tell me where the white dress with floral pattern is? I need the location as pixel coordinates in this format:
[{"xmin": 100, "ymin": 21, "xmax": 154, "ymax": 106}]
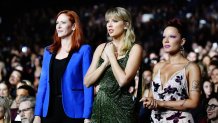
[{"xmin": 151, "ymin": 67, "xmax": 194, "ymax": 123}]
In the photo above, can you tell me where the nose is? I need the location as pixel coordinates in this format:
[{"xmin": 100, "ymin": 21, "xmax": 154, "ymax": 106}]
[
  {"xmin": 163, "ymin": 36, "xmax": 169, "ymax": 44},
  {"xmin": 20, "ymin": 111, "xmax": 25, "ymax": 117},
  {"xmin": 207, "ymin": 107, "xmax": 212, "ymax": 111},
  {"xmin": 56, "ymin": 23, "xmax": 61, "ymax": 29},
  {"xmin": 107, "ymin": 21, "xmax": 112, "ymax": 27},
  {"xmin": 163, "ymin": 37, "xmax": 169, "ymax": 42}
]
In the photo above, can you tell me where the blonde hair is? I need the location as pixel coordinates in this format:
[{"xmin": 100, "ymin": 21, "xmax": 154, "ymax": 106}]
[
  {"xmin": 105, "ymin": 7, "xmax": 135, "ymax": 55},
  {"xmin": 0, "ymin": 97, "xmax": 11, "ymax": 123}
]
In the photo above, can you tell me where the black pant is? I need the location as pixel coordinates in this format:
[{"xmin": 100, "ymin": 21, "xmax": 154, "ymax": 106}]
[
  {"xmin": 42, "ymin": 96, "xmax": 84, "ymax": 123},
  {"xmin": 138, "ymin": 103, "xmax": 151, "ymax": 123}
]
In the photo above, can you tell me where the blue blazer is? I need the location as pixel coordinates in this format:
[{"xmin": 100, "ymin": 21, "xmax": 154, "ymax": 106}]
[{"xmin": 34, "ymin": 44, "xmax": 94, "ymax": 118}]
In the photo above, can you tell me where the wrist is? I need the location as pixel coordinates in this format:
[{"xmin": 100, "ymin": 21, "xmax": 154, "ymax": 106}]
[
  {"xmin": 158, "ymin": 100, "xmax": 165, "ymax": 107},
  {"xmin": 180, "ymin": 99, "xmax": 186, "ymax": 107},
  {"xmin": 102, "ymin": 61, "xmax": 109, "ymax": 68},
  {"xmin": 108, "ymin": 53, "xmax": 116, "ymax": 60}
]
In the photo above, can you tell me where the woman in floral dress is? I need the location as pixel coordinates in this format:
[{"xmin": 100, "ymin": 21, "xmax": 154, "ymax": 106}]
[{"xmin": 140, "ymin": 18, "xmax": 201, "ymax": 123}]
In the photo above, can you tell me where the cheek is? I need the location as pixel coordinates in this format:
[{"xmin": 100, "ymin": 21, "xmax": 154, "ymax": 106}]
[
  {"xmin": 214, "ymin": 109, "xmax": 218, "ymax": 117},
  {"xmin": 204, "ymin": 88, "xmax": 208, "ymax": 93},
  {"xmin": 172, "ymin": 40, "xmax": 181, "ymax": 48},
  {"xmin": 64, "ymin": 26, "xmax": 71, "ymax": 32},
  {"xmin": 116, "ymin": 24, "xmax": 125, "ymax": 30}
]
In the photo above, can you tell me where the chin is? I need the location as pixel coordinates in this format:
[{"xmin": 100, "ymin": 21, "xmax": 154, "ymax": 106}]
[
  {"xmin": 164, "ymin": 50, "xmax": 170, "ymax": 53},
  {"xmin": 108, "ymin": 34, "xmax": 114, "ymax": 37},
  {"xmin": 57, "ymin": 35, "xmax": 64, "ymax": 38}
]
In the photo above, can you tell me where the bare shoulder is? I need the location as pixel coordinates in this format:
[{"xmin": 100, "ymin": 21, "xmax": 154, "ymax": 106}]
[
  {"xmin": 97, "ymin": 43, "xmax": 107, "ymax": 50},
  {"xmin": 129, "ymin": 43, "xmax": 143, "ymax": 53},
  {"xmin": 152, "ymin": 61, "xmax": 165, "ymax": 76},
  {"xmin": 132, "ymin": 43, "xmax": 143, "ymax": 50},
  {"xmin": 186, "ymin": 62, "xmax": 201, "ymax": 72},
  {"xmin": 154, "ymin": 61, "xmax": 165, "ymax": 70},
  {"xmin": 94, "ymin": 43, "xmax": 107, "ymax": 53}
]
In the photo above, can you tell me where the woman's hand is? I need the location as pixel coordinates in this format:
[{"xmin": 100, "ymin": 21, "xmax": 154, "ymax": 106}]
[
  {"xmin": 94, "ymin": 85, "xmax": 100, "ymax": 95},
  {"xmin": 102, "ymin": 53, "xmax": 110, "ymax": 67},
  {"xmin": 84, "ymin": 119, "xmax": 91, "ymax": 123},
  {"xmin": 140, "ymin": 97, "xmax": 157, "ymax": 109},
  {"xmin": 105, "ymin": 42, "xmax": 116, "ymax": 58},
  {"xmin": 33, "ymin": 116, "xmax": 41, "ymax": 123}
]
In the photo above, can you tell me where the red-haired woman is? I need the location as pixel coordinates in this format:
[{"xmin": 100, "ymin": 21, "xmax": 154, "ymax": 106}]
[{"xmin": 33, "ymin": 10, "xmax": 94, "ymax": 123}]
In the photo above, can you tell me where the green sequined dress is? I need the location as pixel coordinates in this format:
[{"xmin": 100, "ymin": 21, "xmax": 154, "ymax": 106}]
[{"xmin": 91, "ymin": 51, "xmax": 136, "ymax": 123}]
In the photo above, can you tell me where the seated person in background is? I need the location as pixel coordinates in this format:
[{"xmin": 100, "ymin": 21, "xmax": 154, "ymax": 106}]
[
  {"xmin": 207, "ymin": 95, "xmax": 218, "ymax": 123},
  {"xmin": 139, "ymin": 69, "xmax": 152, "ymax": 123},
  {"xmin": 0, "ymin": 96, "xmax": 11, "ymax": 123},
  {"xmin": 8, "ymin": 69, "xmax": 23, "ymax": 99},
  {"xmin": 18, "ymin": 96, "xmax": 35, "ymax": 123},
  {"xmin": 11, "ymin": 85, "xmax": 35, "ymax": 122},
  {"xmin": 0, "ymin": 81, "xmax": 13, "ymax": 106}
]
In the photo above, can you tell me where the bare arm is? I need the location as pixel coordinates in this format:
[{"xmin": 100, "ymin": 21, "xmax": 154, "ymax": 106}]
[
  {"xmin": 157, "ymin": 63, "xmax": 201, "ymax": 110},
  {"xmin": 84, "ymin": 43, "xmax": 110, "ymax": 87},
  {"xmin": 106, "ymin": 44, "xmax": 143, "ymax": 87}
]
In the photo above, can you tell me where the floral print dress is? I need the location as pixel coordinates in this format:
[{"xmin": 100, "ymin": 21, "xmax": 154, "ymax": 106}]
[{"xmin": 151, "ymin": 65, "xmax": 194, "ymax": 123}]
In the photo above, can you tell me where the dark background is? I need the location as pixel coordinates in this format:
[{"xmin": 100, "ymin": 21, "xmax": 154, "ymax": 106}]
[{"xmin": 0, "ymin": 0, "xmax": 217, "ymax": 54}]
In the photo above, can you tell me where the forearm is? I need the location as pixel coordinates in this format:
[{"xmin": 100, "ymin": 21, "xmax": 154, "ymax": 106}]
[
  {"xmin": 157, "ymin": 99, "xmax": 198, "ymax": 110},
  {"xmin": 84, "ymin": 62, "xmax": 108, "ymax": 87},
  {"xmin": 109, "ymin": 56, "xmax": 129, "ymax": 87}
]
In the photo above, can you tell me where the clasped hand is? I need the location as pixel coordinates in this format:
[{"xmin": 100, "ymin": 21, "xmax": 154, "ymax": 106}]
[
  {"xmin": 102, "ymin": 42, "xmax": 116, "ymax": 66},
  {"xmin": 140, "ymin": 97, "xmax": 158, "ymax": 109},
  {"xmin": 105, "ymin": 42, "xmax": 117, "ymax": 58}
]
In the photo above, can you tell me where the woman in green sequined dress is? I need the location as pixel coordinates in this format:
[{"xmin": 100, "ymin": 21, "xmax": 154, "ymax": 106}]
[{"xmin": 84, "ymin": 7, "xmax": 143, "ymax": 123}]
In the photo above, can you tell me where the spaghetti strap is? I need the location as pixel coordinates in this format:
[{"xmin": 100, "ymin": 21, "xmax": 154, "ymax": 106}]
[
  {"xmin": 184, "ymin": 61, "xmax": 192, "ymax": 69},
  {"xmin": 100, "ymin": 42, "xmax": 108, "ymax": 56}
]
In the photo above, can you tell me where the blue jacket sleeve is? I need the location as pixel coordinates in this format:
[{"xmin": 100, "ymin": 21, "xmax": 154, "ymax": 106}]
[
  {"xmin": 82, "ymin": 45, "xmax": 94, "ymax": 118},
  {"xmin": 34, "ymin": 49, "xmax": 49, "ymax": 116}
]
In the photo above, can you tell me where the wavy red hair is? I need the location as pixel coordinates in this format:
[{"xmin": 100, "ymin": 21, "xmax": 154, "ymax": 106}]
[{"xmin": 48, "ymin": 10, "xmax": 84, "ymax": 53}]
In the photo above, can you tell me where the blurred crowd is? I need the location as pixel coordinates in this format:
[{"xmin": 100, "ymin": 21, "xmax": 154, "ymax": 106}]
[{"xmin": 0, "ymin": 0, "xmax": 218, "ymax": 123}]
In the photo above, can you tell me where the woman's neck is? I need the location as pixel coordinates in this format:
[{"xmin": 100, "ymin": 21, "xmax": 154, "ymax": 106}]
[
  {"xmin": 61, "ymin": 39, "xmax": 72, "ymax": 52},
  {"xmin": 112, "ymin": 33, "xmax": 125, "ymax": 44},
  {"xmin": 167, "ymin": 53, "xmax": 186, "ymax": 64},
  {"xmin": 112, "ymin": 39, "xmax": 123, "ymax": 48},
  {"xmin": 0, "ymin": 119, "xmax": 4, "ymax": 123},
  {"xmin": 211, "ymin": 119, "xmax": 218, "ymax": 123}
]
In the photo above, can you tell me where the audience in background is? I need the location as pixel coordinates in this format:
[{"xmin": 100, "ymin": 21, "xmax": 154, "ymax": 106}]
[
  {"xmin": 18, "ymin": 96, "xmax": 35, "ymax": 123},
  {"xmin": 0, "ymin": 97, "xmax": 11, "ymax": 123},
  {"xmin": 11, "ymin": 85, "xmax": 35, "ymax": 122},
  {"xmin": 0, "ymin": 1, "xmax": 217, "ymax": 122},
  {"xmin": 211, "ymin": 67, "xmax": 218, "ymax": 93},
  {"xmin": 207, "ymin": 95, "xmax": 218, "ymax": 123}
]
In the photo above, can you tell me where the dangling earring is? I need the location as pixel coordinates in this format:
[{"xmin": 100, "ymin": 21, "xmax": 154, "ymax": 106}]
[
  {"xmin": 180, "ymin": 45, "xmax": 185, "ymax": 56},
  {"xmin": 180, "ymin": 45, "xmax": 184, "ymax": 51}
]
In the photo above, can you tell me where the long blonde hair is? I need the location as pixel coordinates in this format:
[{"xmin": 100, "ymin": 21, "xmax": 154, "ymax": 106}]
[
  {"xmin": 0, "ymin": 97, "xmax": 11, "ymax": 123},
  {"xmin": 105, "ymin": 7, "xmax": 135, "ymax": 55}
]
